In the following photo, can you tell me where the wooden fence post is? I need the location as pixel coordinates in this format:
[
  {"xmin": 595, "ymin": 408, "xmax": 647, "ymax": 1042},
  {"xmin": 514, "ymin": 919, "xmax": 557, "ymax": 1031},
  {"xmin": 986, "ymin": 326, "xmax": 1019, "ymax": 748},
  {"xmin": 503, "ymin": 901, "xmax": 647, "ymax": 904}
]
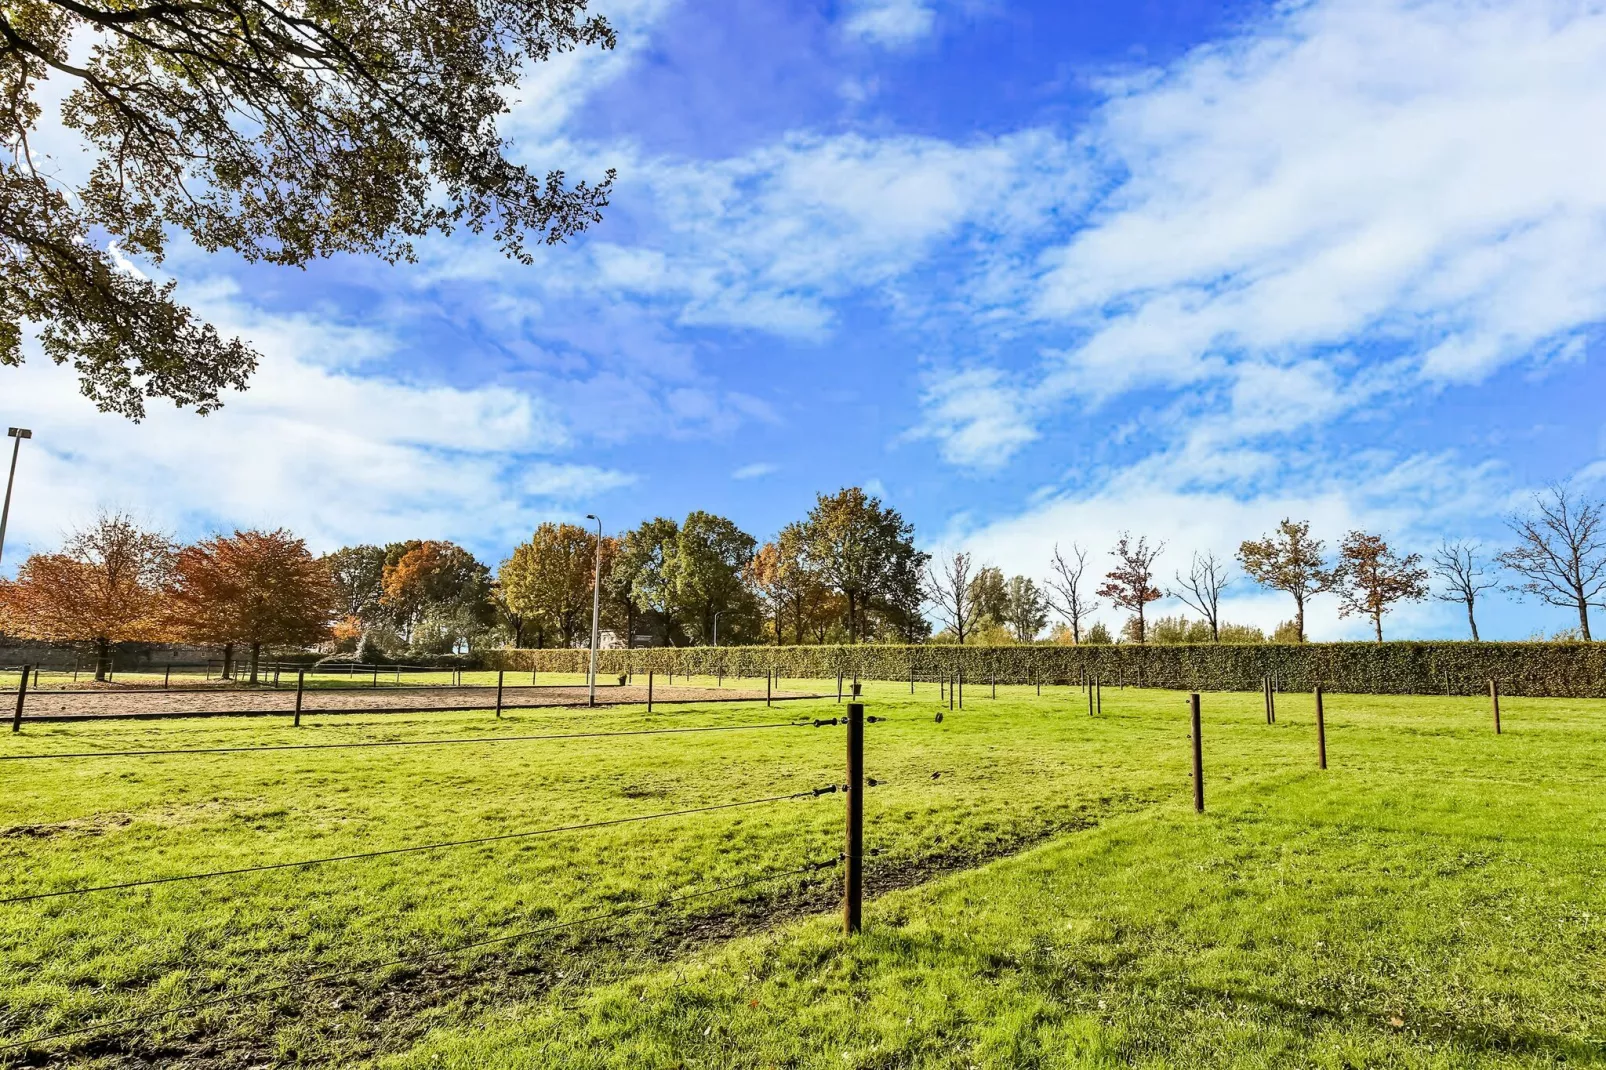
[
  {"xmin": 647, "ymin": 671, "xmax": 654, "ymax": 713},
  {"xmin": 294, "ymin": 670, "xmax": 305, "ymax": 727},
  {"xmin": 844, "ymin": 701, "xmax": 864, "ymax": 935},
  {"xmin": 1315, "ymin": 684, "xmax": 1326, "ymax": 769},
  {"xmin": 1490, "ymin": 679, "xmax": 1501, "ymax": 734},
  {"xmin": 1190, "ymin": 692, "xmax": 1204, "ymax": 813},
  {"xmin": 12, "ymin": 664, "xmax": 28, "ymax": 733},
  {"xmin": 495, "ymin": 670, "xmax": 504, "ymax": 719}
]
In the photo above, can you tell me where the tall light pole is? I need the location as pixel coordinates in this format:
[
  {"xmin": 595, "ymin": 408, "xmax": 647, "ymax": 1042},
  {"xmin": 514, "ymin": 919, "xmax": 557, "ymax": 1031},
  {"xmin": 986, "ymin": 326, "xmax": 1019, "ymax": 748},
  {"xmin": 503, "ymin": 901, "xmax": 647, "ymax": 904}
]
[
  {"xmin": 585, "ymin": 513, "xmax": 603, "ymax": 707},
  {"xmin": 713, "ymin": 610, "xmax": 723, "ymax": 648},
  {"xmin": 0, "ymin": 428, "xmax": 32, "ymax": 571}
]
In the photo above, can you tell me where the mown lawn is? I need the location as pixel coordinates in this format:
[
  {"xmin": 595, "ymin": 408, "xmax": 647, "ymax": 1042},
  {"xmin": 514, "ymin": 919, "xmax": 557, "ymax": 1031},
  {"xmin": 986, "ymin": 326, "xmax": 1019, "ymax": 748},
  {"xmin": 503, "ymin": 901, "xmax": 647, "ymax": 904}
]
[{"xmin": 0, "ymin": 682, "xmax": 1601, "ymax": 1068}]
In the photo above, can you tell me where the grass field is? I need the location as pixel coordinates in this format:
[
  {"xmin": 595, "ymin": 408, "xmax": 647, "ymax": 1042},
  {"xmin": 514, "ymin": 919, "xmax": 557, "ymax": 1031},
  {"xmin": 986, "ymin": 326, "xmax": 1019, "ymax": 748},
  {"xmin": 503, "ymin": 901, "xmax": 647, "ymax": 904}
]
[{"xmin": 0, "ymin": 681, "xmax": 1601, "ymax": 1068}]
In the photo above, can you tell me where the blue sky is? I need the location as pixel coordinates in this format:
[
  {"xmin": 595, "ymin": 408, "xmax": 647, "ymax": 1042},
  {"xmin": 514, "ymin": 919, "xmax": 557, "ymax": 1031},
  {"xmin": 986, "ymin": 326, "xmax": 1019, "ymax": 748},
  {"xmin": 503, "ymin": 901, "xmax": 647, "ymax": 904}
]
[{"xmin": 7, "ymin": 0, "xmax": 1606, "ymax": 640}]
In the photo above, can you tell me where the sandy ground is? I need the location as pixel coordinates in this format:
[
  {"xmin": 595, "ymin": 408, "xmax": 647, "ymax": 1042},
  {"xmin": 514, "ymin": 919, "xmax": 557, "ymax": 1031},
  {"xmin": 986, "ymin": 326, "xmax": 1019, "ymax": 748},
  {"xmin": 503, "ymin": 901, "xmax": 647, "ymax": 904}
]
[{"xmin": 14, "ymin": 684, "xmax": 817, "ymax": 720}]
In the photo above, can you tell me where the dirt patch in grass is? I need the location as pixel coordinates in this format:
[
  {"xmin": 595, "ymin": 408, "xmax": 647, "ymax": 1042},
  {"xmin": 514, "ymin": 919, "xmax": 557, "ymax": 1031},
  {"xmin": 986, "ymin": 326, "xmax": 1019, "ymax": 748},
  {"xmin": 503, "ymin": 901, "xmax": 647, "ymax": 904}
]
[{"xmin": 20, "ymin": 804, "xmax": 1142, "ymax": 1070}]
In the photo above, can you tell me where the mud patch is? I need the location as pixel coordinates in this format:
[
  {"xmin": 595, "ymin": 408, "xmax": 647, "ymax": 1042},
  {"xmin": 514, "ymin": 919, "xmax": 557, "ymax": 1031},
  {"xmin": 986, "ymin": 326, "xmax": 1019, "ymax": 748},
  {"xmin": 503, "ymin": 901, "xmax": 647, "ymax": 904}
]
[{"xmin": 8, "ymin": 800, "xmax": 1150, "ymax": 1070}]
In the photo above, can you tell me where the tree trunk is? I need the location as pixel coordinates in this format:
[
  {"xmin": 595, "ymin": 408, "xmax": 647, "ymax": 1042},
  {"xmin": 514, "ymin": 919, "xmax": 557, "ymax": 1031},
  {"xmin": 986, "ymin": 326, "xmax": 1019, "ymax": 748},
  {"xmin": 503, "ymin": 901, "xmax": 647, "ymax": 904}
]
[
  {"xmin": 1374, "ymin": 613, "xmax": 1383, "ymax": 643},
  {"xmin": 1294, "ymin": 595, "xmax": 1305, "ymax": 643},
  {"xmin": 847, "ymin": 591, "xmax": 859, "ymax": 644},
  {"xmin": 1136, "ymin": 604, "xmax": 1146, "ymax": 644},
  {"xmin": 221, "ymin": 642, "xmax": 234, "ymax": 680},
  {"xmin": 249, "ymin": 642, "xmax": 262, "ymax": 684},
  {"xmin": 1579, "ymin": 599, "xmax": 1593, "ymax": 641},
  {"xmin": 1467, "ymin": 602, "xmax": 1480, "ymax": 642},
  {"xmin": 94, "ymin": 637, "xmax": 110, "ymax": 682}
]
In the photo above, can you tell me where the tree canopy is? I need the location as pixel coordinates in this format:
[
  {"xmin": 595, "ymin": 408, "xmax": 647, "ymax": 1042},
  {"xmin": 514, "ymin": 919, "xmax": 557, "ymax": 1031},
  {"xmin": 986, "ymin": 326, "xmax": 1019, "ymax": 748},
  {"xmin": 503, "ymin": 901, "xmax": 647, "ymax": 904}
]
[
  {"xmin": 1238, "ymin": 519, "xmax": 1337, "ymax": 643},
  {"xmin": 0, "ymin": 511, "xmax": 171, "ymax": 677},
  {"xmin": 802, "ymin": 487, "xmax": 926, "ymax": 644},
  {"xmin": 166, "ymin": 528, "xmax": 338, "ymax": 679},
  {"xmin": 1, "ymin": 0, "xmax": 616, "ymax": 417}
]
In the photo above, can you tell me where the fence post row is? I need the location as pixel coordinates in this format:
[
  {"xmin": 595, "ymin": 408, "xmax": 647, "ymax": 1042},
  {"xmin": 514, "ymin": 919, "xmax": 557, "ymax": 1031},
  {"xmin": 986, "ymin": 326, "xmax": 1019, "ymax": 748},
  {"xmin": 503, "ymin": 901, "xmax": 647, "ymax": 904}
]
[
  {"xmin": 844, "ymin": 701, "xmax": 864, "ymax": 935},
  {"xmin": 1190, "ymin": 692, "xmax": 1204, "ymax": 813},
  {"xmin": 1315, "ymin": 684, "xmax": 1326, "ymax": 769},
  {"xmin": 12, "ymin": 663, "xmax": 28, "ymax": 733}
]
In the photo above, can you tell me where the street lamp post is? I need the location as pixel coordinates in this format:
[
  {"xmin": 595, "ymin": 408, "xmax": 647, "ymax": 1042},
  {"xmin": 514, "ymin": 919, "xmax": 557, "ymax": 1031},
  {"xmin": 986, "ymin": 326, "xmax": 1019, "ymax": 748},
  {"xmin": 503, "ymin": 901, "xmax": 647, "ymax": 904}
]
[
  {"xmin": 0, "ymin": 428, "xmax": 32, "ymax": 570},
  {"xmin": 585, "ymin": 514, "xmax": 603, "ymax": 707},
  {"xmin": 713, "ymin": 610, "xmax": 723, "ymax": 648}
]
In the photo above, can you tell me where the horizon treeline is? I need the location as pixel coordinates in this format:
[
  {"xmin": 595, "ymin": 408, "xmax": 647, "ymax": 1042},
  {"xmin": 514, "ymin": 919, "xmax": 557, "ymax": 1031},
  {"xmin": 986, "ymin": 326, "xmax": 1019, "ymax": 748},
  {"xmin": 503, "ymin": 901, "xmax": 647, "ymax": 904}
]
[{"xmin": 2, "ymin": 484, "xmax": 1604, "ymax": 673}]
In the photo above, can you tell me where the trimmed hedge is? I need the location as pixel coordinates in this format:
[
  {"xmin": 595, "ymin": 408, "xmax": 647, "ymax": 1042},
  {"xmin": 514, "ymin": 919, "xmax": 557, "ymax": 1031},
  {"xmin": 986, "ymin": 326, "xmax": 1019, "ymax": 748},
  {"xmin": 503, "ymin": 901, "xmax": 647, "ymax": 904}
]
[{"xmin": 486, "ymin": 642, "xmax": 1606, "ymax": 698}]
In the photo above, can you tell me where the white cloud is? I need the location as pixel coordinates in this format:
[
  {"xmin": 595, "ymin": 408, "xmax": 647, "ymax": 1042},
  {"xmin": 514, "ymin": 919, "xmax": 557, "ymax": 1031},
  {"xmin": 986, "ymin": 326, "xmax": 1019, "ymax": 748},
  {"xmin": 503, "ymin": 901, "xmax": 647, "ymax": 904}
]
[
  {"xmin": 937, "ymin": 448, "xmax": 1518, "ymax": 640},
  {"xmin": 0, "ymin": 282, "xmax": 634, "ymax": 568},
  {"xmin": 843, "ymin": 0, "xmax": 937, "ymax": 48},
  {"xmin": 906, "ymin": 367, "xmax": 1037, "ymax": 469},
  {"xmin": 732, "ymin": 462, "xmax": 778, "ymax": 480},
  {"xmin": 925, "ymin": 0, "xmax": 1606, "ymax": 467}
]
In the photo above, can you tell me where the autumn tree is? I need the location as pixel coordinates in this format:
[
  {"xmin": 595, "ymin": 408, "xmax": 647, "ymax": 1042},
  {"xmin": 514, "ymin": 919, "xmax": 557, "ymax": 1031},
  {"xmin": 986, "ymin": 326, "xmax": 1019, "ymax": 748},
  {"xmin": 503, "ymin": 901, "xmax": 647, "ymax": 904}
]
[
  {"xmin": 1097, "ymin": 533, "xmax": 1164, "ymax": 644},
  {"xmin": 802, "ymin": 488, "xmax": 927, "ymax": 644},
  {"xmin": 1498, "ymin": 484, "xmax": 1606, "ymax": 641},
  {"xmin": 670, "ymin": 511, "xmax": 757, "ymax": 645},
  {"xmin": 1336, "ymin": 531, "xmax": 1428, "ymax": 643},
  {"xmin": 1432, "ymin": 540, "xmax": 1497, "ymax": 641},
  {"xmin": 499, "ymin": 524, "xmax": 595, "ymax": 648},
  {"xmin": 166, "ymin": 529, "xmax": 338, "ymax": 682},
  {"xmin": 747, "ymin": 542, "xmax": 787, "ymax": 644},
  {"xmin": 1044, "ymin": 543, "xmax": 1096, "ymax": 644},
  {"xmin": 380, "ymin": 540, "xmax": 493, "ymax": 652},
  {"xmin": 1003, "ymin": 575, "xmax": 1049, "ymax": 643},
  {"xmin": 0, "ymin": 512, "xmax": 171, "ymax": 679},
  {"xmin": 1, "ymin": 0, "xmax": 616, "ymax": 418},
  {"xmin": 1237, "ymin": 519, "xmax": 1337, "ymax": 642},
  {"xmin": 924, "ymin": 551, "xmax": 979, "ymax": 644},
  {"xmin": 1171, "ymin": 551, "xmax": 1233, "ymax": 641}
]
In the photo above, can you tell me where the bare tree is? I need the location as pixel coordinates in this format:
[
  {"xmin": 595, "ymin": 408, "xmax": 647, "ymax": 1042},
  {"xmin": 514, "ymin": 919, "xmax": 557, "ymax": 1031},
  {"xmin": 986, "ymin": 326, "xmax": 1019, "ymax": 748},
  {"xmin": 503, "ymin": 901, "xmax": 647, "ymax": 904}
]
[
  {"xmin": 1097, "ymin": 533, "xmax": 1164, "ymax": 644},
  {"xmin": 1432, "ymin": 540, "xmax": 1497, "ymax": 641},
  {"xmin": 925, "ymin": 550, "xmax": 979, "ymax": 644},
  {"xmin": 1170, "ymin": 551, "xmax": 1232, "ymax": 641},
  {"xmin": 1497, "ymin": 484, "xmax": 1606, "ymax": 640},
  {"xmin": 1044, "ymin": 543, "xmax": 1097, "ymax": 643}
]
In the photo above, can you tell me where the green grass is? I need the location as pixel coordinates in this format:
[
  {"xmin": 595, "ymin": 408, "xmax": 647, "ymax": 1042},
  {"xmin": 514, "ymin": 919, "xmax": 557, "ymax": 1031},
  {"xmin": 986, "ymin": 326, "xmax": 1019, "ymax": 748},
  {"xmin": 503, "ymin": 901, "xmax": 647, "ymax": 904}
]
[{"xmin": 0, "ymin": 683, "xmax": 1601, "ymax": 1067}]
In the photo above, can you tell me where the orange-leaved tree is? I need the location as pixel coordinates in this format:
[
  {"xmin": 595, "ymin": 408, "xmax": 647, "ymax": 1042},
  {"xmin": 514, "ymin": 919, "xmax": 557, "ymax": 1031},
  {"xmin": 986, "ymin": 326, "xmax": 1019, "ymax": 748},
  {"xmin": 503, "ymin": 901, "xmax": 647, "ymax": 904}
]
[
  {"xmin": 1097, "ymin": 533, "xmax": 1164, "ymax": 644},
  {"xmin": 1336, "ymin": 531, "xmax": 1428, "ymax": 643},
  {"xmin": 0, "ymin": 512, "xmax": 173, "ymax": 680},
  {"xmin": 166, "ymin": 529, "xmax": 339, "ymax": 682}
]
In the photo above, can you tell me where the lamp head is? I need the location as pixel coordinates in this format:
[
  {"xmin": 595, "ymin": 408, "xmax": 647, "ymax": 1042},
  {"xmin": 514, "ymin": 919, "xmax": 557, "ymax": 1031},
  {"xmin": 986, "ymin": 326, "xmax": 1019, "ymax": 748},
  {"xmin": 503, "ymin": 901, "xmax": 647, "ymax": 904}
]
[
  {"xmin": 585, "ymin": 513, "xmax": 597, "ymax": 521},
  {"xmin": 6, "ymin": 428, "xmax": 30, "ymax": 439}
]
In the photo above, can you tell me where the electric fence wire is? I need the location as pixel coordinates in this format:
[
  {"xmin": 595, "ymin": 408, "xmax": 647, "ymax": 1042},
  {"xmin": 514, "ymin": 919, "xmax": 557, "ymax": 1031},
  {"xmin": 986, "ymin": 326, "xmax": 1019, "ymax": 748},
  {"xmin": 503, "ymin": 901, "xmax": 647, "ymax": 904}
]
[
  {"xmin": 0, "ymin": 855, "xmax": 845, "ymax": 1053},
  {"xmin": 0, "ymin": 718, "xmax": 824, "ymax": 763},
  {"xmin": 0, "ymin": 784, "xmax": 845, "ymax": 905}
]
